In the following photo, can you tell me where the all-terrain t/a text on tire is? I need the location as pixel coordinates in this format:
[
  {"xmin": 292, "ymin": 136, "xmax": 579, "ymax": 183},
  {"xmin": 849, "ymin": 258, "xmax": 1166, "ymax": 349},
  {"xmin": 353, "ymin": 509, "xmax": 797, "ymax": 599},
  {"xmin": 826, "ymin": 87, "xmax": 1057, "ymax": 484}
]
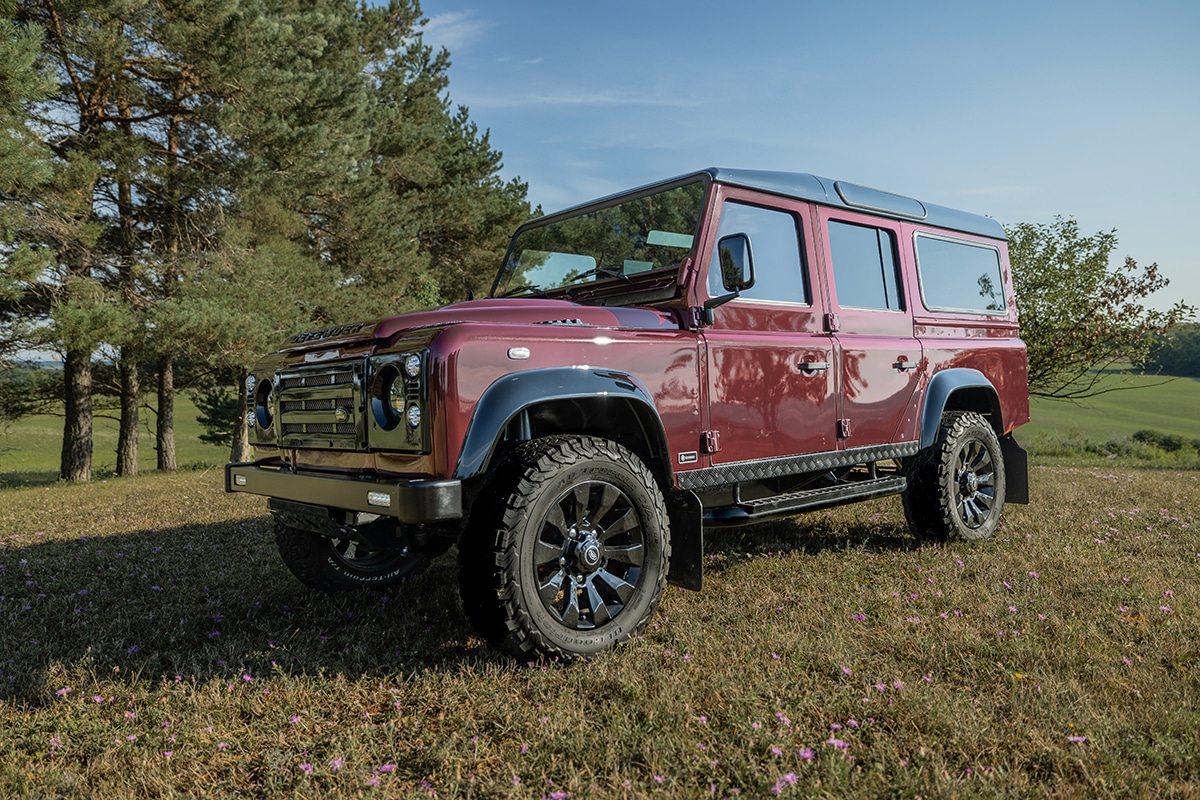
[{"xmin": 275, "ymin": 522, "xmax": 430, "ymax": 592}]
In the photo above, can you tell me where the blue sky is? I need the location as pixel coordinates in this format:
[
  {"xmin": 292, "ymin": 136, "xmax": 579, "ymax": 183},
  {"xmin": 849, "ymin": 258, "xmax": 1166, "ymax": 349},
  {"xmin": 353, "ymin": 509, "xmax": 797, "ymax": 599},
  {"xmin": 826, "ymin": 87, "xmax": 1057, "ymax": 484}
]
[{"xmin": 417, "ymin": 0, "xmax": 1199, "ymax": 311}]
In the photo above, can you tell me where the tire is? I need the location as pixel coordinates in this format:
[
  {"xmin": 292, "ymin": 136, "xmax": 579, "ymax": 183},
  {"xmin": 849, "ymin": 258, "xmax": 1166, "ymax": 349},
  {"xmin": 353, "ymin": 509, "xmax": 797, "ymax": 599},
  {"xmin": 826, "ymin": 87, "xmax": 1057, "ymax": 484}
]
[
  {"xmin": 902, "ymin": 411, "xmax": 1006, "ymax": 542},
  {"xmin": 274, "ymin": 521, "xmax": 430, "ymax": 592},
  {"xmin": 459, "ymin": 435, "xmax": 671, "ymax": 661}
]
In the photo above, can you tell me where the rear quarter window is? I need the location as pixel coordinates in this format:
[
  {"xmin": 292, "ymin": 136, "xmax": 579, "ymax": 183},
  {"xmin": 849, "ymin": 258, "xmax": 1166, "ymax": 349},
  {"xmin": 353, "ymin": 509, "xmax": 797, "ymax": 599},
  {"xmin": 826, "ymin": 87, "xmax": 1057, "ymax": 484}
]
[{"xmin": 915, "ymin": 234, "xmax": 1006, "ymax": 314}]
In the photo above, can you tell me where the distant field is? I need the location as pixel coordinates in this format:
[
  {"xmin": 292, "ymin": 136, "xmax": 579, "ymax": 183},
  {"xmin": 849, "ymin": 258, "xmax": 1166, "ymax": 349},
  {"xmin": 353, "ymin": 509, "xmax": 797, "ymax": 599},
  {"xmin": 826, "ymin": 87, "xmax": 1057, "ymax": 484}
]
[
  {"xmin": 0, "ymin": 395, "xmax": 228, "ymax": 486},
  {"xmin": 1023, "ymin": 373, "xmax": 1200, "ymax": 443}
]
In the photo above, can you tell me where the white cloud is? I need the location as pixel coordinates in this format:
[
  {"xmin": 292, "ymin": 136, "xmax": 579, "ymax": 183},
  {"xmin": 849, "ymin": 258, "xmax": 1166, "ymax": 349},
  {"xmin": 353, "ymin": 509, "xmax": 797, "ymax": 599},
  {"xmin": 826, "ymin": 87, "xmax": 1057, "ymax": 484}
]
[
  {"xmin": 419, "ymin": 10, "xmax": 493, "ymax": 53},
  {"xmin": 467, "ymin": 88, "xmax": 700, "ymax": 110}
]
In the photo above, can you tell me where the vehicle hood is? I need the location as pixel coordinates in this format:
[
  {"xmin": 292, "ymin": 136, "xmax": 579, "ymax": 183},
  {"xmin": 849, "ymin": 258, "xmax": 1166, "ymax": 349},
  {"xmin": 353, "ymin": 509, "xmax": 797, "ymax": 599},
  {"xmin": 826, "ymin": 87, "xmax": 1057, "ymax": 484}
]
[{"xmin": 277, "ymin": 298, "xmax": 682, "ymax": 353}]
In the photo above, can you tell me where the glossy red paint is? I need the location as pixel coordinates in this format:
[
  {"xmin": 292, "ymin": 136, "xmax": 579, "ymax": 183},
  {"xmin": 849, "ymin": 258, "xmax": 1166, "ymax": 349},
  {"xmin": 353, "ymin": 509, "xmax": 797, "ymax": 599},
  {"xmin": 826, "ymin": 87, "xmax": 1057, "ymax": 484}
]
[
  {"xmin": 240, "ymin": 167, "xmax": 1028, "ymax": 507},
  {"xmin": 426, "ymin": 319, "xmax": 701, "ymax": 477}
]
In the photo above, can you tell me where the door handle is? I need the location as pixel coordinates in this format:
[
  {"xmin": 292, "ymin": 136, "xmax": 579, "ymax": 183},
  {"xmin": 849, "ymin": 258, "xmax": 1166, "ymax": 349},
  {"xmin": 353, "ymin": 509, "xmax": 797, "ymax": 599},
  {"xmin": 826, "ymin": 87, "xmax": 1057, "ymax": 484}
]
[
  {"xmin": 798, "ymin": 361, "xmax": 830, "ymax": 373},
  {"xmin": 893, "ymin": 359, "xmax": 919, "ymax": 372}
]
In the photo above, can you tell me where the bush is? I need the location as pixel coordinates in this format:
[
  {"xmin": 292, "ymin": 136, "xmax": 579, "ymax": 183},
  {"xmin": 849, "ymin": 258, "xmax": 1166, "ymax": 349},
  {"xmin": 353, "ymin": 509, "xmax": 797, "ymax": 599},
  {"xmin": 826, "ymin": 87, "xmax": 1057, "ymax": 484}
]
[{"xmin": 1133, "ymin": 429, "xmax": 1187, "ymax": 453}]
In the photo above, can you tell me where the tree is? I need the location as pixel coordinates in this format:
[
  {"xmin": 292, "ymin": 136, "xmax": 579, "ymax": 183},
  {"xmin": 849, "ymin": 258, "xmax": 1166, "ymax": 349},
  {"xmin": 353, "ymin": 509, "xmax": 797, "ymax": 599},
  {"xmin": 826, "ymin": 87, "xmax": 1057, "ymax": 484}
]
[
  {"xmin": 0, "ymin": 0, "xmax": 52, "ymax": 366},
  {"xmin": 1141, "ymin": 323, "xmax": 1200, "ymax": 378},
  {"xmin": 1006, "ymin": 216, "xmax": 1195, "ymax": 399},
  {"xmin": 1, "ymin": 0, "xmax": 530, "ymax": 478}
]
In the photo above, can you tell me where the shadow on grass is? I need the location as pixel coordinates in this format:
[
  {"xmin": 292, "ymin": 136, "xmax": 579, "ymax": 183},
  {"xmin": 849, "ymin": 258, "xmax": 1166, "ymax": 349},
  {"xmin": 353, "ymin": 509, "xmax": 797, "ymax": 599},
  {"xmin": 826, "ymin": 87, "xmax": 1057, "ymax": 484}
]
[
  {"xmin": 701, "ymin": 513, "xmax": 919, "ymax": 576},
  {"xmin": 0, "ymin": 515, "xmax": 498, "ymax": 701},
  {"xmin": 0, "ymin": 463, "xmax": 230, "ymax": 490},
  {"xmin": 0, "ymin": 470, "xmax": 62, "ymax": 490},
  {"xmin": 1, "ymin": 501, "xmax": 925, "ymax": 700}
]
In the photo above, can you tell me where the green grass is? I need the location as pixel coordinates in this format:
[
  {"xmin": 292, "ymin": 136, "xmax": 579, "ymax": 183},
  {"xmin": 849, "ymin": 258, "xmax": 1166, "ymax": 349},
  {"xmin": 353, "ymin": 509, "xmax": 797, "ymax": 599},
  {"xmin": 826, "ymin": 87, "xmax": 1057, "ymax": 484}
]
[
  {"xmin": 2, "ymin": 377, "xmax": 1198, "ymax": 796},
  {"xmin": 4, "ymin": 372, "xmax": 1196, "ymax": 485},
  {"xmin": 0, "ymin": 395, "xmax": 228, "ymax": 488},
  {"xmin": 1018, "ymin": 372, "xmax": 1200, "ymax": 468},
  {"xmin": 1025, "ymin": 372, "xmax": 1200, "ymax": 443},
  {"xmin": 2, "ymin": 466, "xmax": 1199, "ymax": 797}
]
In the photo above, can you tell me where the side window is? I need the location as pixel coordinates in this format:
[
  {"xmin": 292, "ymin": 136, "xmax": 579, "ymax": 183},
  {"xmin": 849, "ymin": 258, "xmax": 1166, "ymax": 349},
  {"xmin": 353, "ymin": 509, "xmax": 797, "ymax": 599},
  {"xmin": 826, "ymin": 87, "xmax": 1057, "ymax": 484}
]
[
  {"xmin": 827, "ymin": 220, "xmax": 903, "ymax": 311},
  {"xmin": 915, "ymin": 234, "xmax": 1006, "ymax": 313},
  {"xmin": 707, "ymin": 202, "xmax": 808, "ymax": 304}
]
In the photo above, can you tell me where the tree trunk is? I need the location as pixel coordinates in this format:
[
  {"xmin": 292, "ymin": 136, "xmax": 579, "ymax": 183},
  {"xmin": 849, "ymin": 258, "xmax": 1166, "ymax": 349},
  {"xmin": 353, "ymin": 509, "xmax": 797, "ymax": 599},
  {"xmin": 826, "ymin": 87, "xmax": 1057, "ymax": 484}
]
[
  {"xmin": 116, "ymin": 350, "xmax": 139, "ymax": 476},
  {"xmin": 59, "ymin": 349, "xmax": 93, "ymax": 482},
  {"xmin": 115, "ymin": 101, "xmax": 140, "ymax": 478},
  {"xmin": 229, "ymin": 371, "xmax": 252, "ymax": 463},
  {"xmin": 157, "ymin": 355, "xmax": 177, "ymax": 471}
]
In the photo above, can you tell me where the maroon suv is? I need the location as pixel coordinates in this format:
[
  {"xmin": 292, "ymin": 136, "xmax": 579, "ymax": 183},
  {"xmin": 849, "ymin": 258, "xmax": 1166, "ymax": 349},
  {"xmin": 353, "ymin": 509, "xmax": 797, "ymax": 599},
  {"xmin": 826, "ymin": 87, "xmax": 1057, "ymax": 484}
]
[{"xmin": 227, "ymin": 168, "xmax": 1030, "ymax": 660}]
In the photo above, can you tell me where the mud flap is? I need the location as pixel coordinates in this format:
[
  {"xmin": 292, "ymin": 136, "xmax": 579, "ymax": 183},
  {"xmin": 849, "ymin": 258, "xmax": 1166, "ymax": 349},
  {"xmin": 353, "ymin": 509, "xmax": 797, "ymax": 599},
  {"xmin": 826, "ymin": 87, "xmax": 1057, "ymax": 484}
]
[
  {"xmin": 1001, "ymin": 434, "xmax": 1029, "ymax": 505},
  {"xmin": 665, "ymin": 489, "xmax": 704, "ymax": 591}
]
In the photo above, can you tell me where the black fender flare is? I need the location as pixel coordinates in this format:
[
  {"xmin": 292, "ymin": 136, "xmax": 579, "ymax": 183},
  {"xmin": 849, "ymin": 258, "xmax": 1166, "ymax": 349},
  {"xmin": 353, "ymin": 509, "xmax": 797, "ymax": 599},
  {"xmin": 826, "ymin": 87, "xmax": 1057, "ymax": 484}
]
[
  {"xmin": 918, "ymin": 367, "xmax": 1028, "ymax": 504},
  {"xmin": 453, "ymin": 366, "xmax": 672, "ymax": 482},
  {"xmin": 919, "ymin": 368, "xmax": 1002, "ymax": 449}
]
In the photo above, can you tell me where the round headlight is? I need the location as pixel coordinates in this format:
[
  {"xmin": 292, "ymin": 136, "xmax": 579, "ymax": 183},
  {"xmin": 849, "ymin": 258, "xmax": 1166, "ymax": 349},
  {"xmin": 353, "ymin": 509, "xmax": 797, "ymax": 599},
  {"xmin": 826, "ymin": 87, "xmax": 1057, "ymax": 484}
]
[
  {"xmin": 254, "ymin": 379, "xmax": 274, "ymax": 429},
  {"xmin": 406, "ymin": 404, "xmax": 422, "ymax": 429},
  {"xmin": 403, "ymin": 354, "xmax": 422, "ymax": 378},
  {"xmin": 388, "ymin": 374, "xmax": 405, "ymax": 414}
]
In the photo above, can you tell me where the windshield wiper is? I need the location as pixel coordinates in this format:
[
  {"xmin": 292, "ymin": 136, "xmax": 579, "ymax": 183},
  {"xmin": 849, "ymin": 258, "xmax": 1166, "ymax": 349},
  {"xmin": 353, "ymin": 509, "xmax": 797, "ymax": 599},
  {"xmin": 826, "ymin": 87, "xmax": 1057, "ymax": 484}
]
[
  {"xmin": 564, "ymin": 266, "xmax": 628, "ymax": 286},
  {"xmin": 501, "ymin": 283, "xmax": 548, "ymax": 298}
]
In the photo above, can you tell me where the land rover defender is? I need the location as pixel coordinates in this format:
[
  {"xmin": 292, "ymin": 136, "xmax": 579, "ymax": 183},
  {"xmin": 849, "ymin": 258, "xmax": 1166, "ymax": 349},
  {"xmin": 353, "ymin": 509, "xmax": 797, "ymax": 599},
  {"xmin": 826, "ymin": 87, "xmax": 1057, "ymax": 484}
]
[{"xmin": 227, "ymin": 168, "xmax": 1030, "ymax": 660}]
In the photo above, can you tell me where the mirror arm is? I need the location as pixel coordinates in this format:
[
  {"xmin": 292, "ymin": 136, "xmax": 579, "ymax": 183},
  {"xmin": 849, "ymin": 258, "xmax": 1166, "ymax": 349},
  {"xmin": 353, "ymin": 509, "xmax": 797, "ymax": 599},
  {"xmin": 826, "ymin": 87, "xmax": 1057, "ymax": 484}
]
[
  {"xmin": 697, "ymin": 290, "xmax": 740, "ymax": 326},
  {"xmin": 704, "ymin": 290, "xmax": 740, "ymax": 311}
]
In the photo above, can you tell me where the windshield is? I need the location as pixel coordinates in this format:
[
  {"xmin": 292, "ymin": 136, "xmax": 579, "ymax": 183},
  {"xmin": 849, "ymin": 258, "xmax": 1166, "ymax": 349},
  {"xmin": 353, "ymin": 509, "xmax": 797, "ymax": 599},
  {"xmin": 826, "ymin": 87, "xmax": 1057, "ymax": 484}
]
[{"xmin": 493, "ymin": 179, "xmax": 707, "ymax": 299}]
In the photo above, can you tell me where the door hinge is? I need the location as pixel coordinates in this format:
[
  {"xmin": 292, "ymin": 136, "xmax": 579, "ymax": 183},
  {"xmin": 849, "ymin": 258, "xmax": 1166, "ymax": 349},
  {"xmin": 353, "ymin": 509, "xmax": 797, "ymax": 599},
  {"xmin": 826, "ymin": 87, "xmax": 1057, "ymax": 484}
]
[
  {"xmin": 701, "ymin": 430, "xmax": 721, "ymax": 454},
  {"xmin": 837, "ymin": 419, "xmax": 852, "ymax": 439},
  {"xmin": 824, "ymin": 312, "xmax": 840, "ymax": 333}
]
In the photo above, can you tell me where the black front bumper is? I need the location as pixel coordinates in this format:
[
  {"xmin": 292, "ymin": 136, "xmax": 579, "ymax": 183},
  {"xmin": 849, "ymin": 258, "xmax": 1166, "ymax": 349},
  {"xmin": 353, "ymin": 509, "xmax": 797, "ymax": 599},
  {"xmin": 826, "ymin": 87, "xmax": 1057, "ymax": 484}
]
[{"xmin": 225, "ymin": 463, "xmax": 462, "ymax": 523}]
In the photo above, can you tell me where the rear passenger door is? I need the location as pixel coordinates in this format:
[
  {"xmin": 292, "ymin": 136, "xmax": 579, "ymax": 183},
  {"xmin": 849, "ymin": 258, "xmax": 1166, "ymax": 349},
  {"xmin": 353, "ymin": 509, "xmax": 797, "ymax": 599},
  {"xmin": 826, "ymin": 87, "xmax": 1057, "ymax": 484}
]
[{"xmin": 818, "ymin": 209, "xmax": 924, "ymax": 449}]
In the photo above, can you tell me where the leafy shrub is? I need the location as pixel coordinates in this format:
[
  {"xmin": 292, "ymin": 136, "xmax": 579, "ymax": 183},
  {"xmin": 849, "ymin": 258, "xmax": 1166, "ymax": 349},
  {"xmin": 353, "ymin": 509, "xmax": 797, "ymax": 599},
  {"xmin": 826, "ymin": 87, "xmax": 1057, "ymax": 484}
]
[{"xmin": 1133, "ymin": 429, "xmax": 1187, "ymax": 452}]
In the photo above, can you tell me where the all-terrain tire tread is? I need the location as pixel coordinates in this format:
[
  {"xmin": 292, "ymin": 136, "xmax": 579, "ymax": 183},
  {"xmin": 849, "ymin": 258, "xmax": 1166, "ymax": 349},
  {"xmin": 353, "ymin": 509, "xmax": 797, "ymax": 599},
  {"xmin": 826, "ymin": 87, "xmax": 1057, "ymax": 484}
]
[{"xmin": 458, "ymin": 435, "xmax": 670, "ymax": 661}]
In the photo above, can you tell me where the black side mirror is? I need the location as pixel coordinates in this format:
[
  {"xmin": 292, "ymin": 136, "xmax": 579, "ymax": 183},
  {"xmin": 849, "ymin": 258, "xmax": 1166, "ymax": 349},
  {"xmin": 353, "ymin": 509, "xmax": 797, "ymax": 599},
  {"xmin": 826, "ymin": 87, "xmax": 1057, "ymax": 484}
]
[
  {"xmin": 700, "ymin": 233, "xmax": 755, "ymax": 324},
  {"xmin": 717, "ymin": 233, "xmax": 754, "ymax": 292}
]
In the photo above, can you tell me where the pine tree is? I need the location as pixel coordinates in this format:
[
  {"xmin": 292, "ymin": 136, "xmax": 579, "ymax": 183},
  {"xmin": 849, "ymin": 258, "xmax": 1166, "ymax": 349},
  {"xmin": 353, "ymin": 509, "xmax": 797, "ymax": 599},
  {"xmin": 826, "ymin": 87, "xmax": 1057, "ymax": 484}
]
[{"xmin": 3, "ymin": 0, "xmax": 531, "ymax": 479}]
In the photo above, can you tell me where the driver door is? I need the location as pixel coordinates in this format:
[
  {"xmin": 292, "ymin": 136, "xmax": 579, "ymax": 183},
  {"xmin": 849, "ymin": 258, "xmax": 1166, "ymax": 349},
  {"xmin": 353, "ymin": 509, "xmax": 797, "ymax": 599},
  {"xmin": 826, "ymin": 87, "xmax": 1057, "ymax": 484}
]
[{"xmin": 701, "ymin": 191, "xmax": 837, "ymax": 465}]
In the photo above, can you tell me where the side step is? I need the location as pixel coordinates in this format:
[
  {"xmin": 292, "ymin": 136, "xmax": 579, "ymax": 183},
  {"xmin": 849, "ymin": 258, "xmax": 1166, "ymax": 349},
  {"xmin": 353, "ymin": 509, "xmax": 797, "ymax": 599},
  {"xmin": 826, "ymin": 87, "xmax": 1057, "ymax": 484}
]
[{"xmin": 704, "ymin": 476, "xmax": 907, "ymax": 526}]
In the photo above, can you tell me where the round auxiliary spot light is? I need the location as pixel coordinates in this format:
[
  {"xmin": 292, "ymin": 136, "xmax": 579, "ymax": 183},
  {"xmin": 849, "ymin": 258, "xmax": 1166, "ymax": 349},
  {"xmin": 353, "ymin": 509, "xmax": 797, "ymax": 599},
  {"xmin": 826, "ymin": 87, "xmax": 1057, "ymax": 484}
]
[
  {"xmin": 403, "ymin": 353, "xmax": 422, "ymax": 378},
  {"xmin": 245, "ymin": 374, "xmax": 256, "ymax": 395},
  {"xmin": 406, "ymin": 404, "xmax": 421, "ymax": 429}
]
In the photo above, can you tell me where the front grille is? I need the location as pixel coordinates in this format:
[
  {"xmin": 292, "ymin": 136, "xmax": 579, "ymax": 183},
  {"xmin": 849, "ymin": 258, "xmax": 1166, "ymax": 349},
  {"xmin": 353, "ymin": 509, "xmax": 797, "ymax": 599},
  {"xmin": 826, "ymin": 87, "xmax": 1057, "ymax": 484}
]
[
  {"xmin": 282, "ymin": 422, "xmax": 357, "ymax": 435},
  {"xmin": 275, "ymin": 361, "xmax": 363, "ymax": 449},
  {"xmin": 280, "ymin": 370, "xmax": 354, "ymax": 390},
  {"xmin": 281, "ymin": 398, "xmax": 336, "ymax": 412}
]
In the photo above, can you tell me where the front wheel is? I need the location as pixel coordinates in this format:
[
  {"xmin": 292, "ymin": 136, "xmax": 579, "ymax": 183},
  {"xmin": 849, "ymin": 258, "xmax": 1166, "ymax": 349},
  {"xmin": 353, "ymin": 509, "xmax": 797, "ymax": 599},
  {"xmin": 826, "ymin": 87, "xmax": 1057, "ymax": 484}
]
[
  {"xmin": 903, "ymin": 411, "xmax": 1006, "ymax": 542},
  {"xmin": 275, "ymin": 521, "xmax": 430, "ymax": 592},
  {"xmin": 459, "ymin": 435, "xmax": 671, "ymax": 661}
]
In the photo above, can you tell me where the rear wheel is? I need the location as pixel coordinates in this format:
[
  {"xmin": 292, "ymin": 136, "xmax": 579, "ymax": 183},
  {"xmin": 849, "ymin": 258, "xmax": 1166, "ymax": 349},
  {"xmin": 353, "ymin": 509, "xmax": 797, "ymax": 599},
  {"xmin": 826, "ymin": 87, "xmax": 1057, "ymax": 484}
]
[
  {"xmin": 459, "ymin": 435, "xmax": 670, "ymax": 661},
  {"xmin": 275, "ymin": 521, "xmax": 430, "ymax": 592},
  {"xmin": 903, "ymin": 411, "xmax": 1006, "ymax": 542}
]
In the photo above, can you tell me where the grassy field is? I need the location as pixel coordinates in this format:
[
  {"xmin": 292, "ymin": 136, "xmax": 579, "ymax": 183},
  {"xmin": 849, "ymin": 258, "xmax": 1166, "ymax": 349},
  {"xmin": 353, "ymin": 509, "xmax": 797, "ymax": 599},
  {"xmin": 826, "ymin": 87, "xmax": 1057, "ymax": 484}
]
[
  {"xmin": 1024, "ymin": 372, "xmax": 1200, "ymax": 444},
  {"xmin": 2, "ymin": 464, "xmax": 1199, "ymax": 797},
  {"xmin": 1, "ymin": 378, "xmax": 1198, "ymax": 797},
  {"xmin": 0, "ymin": 395, "xmax": 228, "ymax": 488}
]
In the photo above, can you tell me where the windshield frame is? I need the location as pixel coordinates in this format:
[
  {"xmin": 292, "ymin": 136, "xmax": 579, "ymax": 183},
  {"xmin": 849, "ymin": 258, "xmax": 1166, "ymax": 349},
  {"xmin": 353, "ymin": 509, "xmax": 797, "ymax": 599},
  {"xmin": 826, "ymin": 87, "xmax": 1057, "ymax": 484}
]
[{"xmin": 490, "ymin": 172, "xmax": 712, "ymax": 304}]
